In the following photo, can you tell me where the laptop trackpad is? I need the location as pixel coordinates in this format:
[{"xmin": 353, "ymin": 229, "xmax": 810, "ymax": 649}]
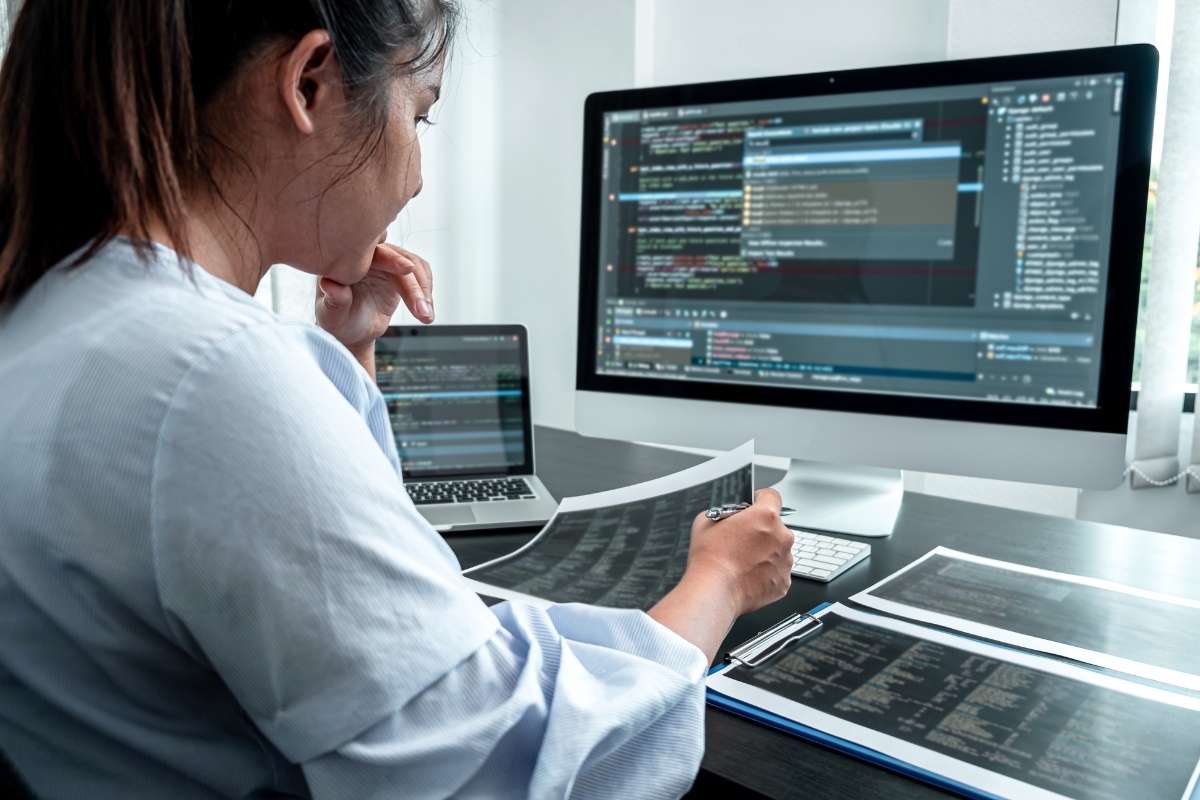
[{"xmin": 420, "ymin": 505, "xmax": 477, "ymax": 526}]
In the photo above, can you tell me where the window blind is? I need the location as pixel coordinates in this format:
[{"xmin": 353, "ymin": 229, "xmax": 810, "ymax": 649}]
[{"xmin": 1131, "ymin": 0, "xmax": 1200, "ymax": 489}]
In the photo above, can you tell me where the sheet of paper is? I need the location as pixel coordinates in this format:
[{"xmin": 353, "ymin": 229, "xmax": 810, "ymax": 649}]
[
  {"xmin": 850, "ymin": 547, "xmax": 1200, "ymax": 692},
  {"xmin": 463, "ymin": 441, "xmax": 754, "ymax": 610},
  {"xmin": 709, "ymin": 604, "xmax": 1200, "ymax": 800}
]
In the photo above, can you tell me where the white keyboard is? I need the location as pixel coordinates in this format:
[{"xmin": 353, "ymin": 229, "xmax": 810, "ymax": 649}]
[{"xmin": 790, "ymin": 530, "xmax": 870, "ymax": 582}]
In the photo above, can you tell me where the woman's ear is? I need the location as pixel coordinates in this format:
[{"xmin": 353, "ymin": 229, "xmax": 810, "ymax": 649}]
[{"xmin": 278, "ymin": 29, "xmax": 338, "ymax": 135}]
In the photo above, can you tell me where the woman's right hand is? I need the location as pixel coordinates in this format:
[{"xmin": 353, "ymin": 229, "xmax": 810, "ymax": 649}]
[
  {"xmin": 647, "ymin": 488, "xmax": 794, "ymax": 664},
  {"xmin": 686, "ymin": 488, "xmax": 795, "ymax": 615},
  {"xmin": 315, "ymin": 242, "xmax": 433, "ymax": 377}
]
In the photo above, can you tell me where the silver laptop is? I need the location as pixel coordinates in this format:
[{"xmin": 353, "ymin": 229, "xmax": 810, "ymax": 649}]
[{"xmin": 375, "ymin": 324, "xmax": 558, "ymax": 532}]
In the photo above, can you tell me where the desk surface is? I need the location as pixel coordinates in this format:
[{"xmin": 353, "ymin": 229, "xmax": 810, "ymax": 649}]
[{"xmin": 444, "ymin": 426, "xmax": 1200, "ymax": 800}]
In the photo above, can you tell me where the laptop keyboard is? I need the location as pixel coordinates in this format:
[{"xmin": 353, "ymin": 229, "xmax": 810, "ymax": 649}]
[{"xmin": 407, "ymin": 477, "xmax": 537, "ymax": 505}]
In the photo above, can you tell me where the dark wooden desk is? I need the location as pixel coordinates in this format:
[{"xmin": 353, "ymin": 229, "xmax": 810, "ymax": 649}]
[{"xmin": 444, "ymin": 426, "xmax": 1200, "ymax": 800}]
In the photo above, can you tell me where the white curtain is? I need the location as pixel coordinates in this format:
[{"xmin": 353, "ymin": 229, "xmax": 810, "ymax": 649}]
[{"xmin": 1132, "ymin": 0, "xmax": 1200, "ymax": 489}]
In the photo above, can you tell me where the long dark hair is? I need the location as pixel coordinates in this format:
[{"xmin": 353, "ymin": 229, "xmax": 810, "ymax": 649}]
[{"xmin": 0, "ymin": 0, "xmax": 456, "ymax": 306}]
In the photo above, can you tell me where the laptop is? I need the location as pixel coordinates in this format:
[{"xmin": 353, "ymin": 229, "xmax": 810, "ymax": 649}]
[{"xmin": 374, "ymin": 324, "xmax": 558, "ymax": 531}]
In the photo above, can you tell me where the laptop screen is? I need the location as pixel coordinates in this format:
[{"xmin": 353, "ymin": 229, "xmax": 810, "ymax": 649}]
[{"xmin": 374, "ymin": 325, "xmax": 533, "ymax": 479}]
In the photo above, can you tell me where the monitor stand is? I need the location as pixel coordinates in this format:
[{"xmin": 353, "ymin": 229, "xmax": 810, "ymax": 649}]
[{"xmin": 770, "ymin": 460, "xmax": 903, "ymax": 538}]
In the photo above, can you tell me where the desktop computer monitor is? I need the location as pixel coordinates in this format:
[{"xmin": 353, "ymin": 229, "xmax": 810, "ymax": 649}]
[{"xmin": 574, "ymin": 45, "xmax": 1157, "ymax": 536}]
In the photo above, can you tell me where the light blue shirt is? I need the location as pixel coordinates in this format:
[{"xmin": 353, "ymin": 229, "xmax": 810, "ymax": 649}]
[{"xmin": 0, "ymin": 240, "xmax": 707, "ymax": 799}]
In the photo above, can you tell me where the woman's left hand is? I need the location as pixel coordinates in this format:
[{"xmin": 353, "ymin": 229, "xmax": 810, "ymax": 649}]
[{"xmin": 315, "ymin": 243, "xmax": 433, "ymax": 373}]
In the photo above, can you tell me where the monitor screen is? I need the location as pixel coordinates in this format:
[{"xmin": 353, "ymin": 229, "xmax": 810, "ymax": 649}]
[
  {"xmin": 375, "ymin": 327, "xmax": 532, "ymax": 478},
  {"xmin": 587, "ymin": 70, "xmax": 1133, "ymax": 411}
]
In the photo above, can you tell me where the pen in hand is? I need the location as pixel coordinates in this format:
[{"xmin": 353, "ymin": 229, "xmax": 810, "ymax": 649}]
[{"xmin": 705, "ymin": 502, "xmax": 796, "ymax": 522}]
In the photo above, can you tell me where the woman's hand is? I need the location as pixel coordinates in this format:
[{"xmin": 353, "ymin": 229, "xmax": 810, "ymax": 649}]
[
  {"xmin": 647, "ymin": 488, "xmax": 794, "ymax": 664},
  {"xmin": 315, "ymin": 242, "xmax": 433, "ymax": 376}
]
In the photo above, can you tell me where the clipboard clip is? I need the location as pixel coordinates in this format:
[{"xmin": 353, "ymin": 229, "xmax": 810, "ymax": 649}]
[{"xmin": 724, "ymin": 612, "xmax": 823, "ymax": 668}]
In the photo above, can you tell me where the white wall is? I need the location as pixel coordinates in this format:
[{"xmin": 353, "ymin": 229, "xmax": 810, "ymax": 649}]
[
  {"xmin": 393, "ymin": 0, "xmax": 634, "ymax": 427},
  {"xmin": 494, "ymin": 0, "xmax": 636, "ymax": 428},
  {"xmin": 388, "ymin": 0, "xmax": 504, "ymax": 327},
  {"xmin": 946, "ymin": 0, "xmax": 1119, "ymax": 59},
  {"xmin": 646, "ymin": 0, "xmax": 950, "ymax": 85}
]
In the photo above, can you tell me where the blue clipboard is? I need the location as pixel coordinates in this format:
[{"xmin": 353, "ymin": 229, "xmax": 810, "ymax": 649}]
[{"xmin": 705, "ymin": 603, "xmax": 1004, "ymax": 800}]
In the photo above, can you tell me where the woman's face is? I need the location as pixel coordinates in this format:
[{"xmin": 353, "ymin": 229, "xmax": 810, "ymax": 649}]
[{"xmin": 264, "ymin": 52, "xmax": 442, "ymax": 285}]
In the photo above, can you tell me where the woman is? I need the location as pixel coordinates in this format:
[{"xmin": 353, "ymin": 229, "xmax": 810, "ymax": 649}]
[{"xmin": 0, "ymin": 2, "xmax": 795, "ymax": 798}]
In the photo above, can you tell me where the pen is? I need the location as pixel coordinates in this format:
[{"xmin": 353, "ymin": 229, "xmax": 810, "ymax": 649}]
[{"xmin": 705, "ymin": 502, "xmax": 796, "ymax": 521}]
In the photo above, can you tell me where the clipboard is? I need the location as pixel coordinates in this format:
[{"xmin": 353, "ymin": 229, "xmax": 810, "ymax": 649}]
[
  {"xmin": 705, "ymin": 691, "xmax": 1005, "ymax": 800},
  {"xmin": 706, "ymin": 602, "xmax": 1200, "ymax": 800},
  {"xmin": 706, "ymin": 603, "xmax": 1004, "ymax": 800}
]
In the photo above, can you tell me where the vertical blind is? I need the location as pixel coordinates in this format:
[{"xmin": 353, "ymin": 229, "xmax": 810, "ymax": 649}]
[{"xmin": 1132, "ymin": 0, "xmax": 1200, "ymax": 491}]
